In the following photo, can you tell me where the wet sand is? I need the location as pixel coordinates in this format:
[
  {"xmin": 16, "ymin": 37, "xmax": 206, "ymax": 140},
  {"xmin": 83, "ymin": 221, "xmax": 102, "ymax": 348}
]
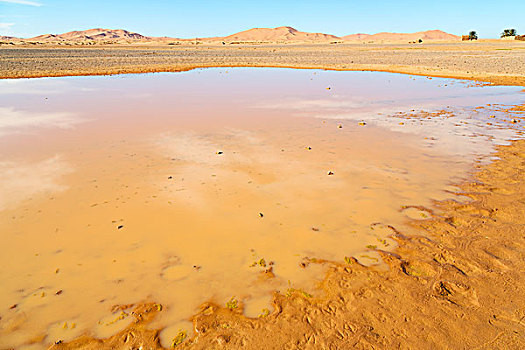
[
  {"xmin": 48, "ymin": 139, "xmax": 525, "ymax": 350},
  {"xmin": 1, "ymin": 41, "xmax": 525, "ymax": 86},
  {"xmin": 0, "ymin": 70, "xmax": 524, "ymax": 349}
]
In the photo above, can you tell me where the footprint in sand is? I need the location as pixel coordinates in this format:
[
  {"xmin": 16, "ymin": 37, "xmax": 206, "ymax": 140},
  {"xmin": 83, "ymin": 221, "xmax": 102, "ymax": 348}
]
[
  {"xmin": 401, "ymin": 207, "xmax": 431, "ymax": 220},
  {"xmin": 46, "ymin": 319, "xmax": 83, "ymax": 344},
  {"xmin": 161, "ymin": 265, "xmax": 193, "ymax": 281},
  {"xmin": 158, "ymin": 320, "xmax": 193, "ymax": 348},
  {"xmin": 94, "ymin": 308, "xmax": 135, "ymax": 339}
]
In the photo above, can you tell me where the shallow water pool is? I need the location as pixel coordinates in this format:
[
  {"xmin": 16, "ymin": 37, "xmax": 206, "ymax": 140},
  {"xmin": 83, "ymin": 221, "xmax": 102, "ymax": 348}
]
[{"xmin": 0, "ymin": 69, "xmax": 523, "ymax": 348}]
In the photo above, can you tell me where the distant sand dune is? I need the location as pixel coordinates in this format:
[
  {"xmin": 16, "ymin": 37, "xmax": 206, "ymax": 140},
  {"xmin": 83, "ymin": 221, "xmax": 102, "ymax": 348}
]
[
  {"xmin": 5, "ymin": 27, "xmax": 460, "ymax": 44},
  {"xmin": 342, "ymin": 29, "xmax": 460, "ymax": 42},
  {"xmin": 222, "ymin": 26, "xmax": 340, "ymax": 42}
]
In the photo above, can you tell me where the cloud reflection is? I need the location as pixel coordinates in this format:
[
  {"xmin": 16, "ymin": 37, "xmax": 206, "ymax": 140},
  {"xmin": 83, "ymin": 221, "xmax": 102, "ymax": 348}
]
[
  {"xmin": 0, "ymin": 107, "xmax": 85, "ymax": 136},
  {"xmin": 0, "ymin": 156, "xmax": 72, "ymax": 211}
]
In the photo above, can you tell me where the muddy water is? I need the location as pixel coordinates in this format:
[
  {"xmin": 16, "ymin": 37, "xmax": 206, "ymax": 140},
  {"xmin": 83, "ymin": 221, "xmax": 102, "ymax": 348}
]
[{"xmin": 0, "ymin": 69, "xmax": 523, "ymax": 349}]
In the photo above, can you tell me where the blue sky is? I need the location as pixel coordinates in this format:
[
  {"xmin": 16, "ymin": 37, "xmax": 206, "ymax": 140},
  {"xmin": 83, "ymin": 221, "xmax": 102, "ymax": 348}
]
[{"xmin": 1, "ymin": 0, "xmax": 523, "ymax": 39}]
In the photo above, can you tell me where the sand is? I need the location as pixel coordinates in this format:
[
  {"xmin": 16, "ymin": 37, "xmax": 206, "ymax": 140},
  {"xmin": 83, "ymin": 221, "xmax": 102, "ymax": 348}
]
[
  {"xmin": 1, "ymin": 43, "xmax": 524, "ymax": 349},
  {"xmin": 47, "ymin": 136, "xmax": 525, "ymax": 349},
  {"xmin": 3, "ymin": 27, "xmax": 459, "ymax": 44},
  {"xmin": 1, "ymin": 41, "xmax": 525, "ymax": 86}
]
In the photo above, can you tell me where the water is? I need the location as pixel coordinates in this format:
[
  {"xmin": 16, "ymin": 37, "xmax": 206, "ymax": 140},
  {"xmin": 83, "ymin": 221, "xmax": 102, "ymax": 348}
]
[{"xmin": 0, "ymin": 69, "xmax": 523, "ymax": 348}]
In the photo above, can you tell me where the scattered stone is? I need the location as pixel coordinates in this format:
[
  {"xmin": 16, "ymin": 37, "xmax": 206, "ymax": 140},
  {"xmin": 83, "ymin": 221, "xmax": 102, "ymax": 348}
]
[
  {"xmin": 259, "ymin": 213, "xmax": 264, "ymax": 218},
  {"xmin": 168, "ymin": 176, "xmax": 173, "ymax": 179},
  {"xmin": 117, "ymin": 225, "xmax": 124, "ymax": 230},
  {"xmin": 216, "ymin": 151, "xmax": 223, "ymax": 155},
  {"xmin": 327, "ymin": 171, "xmax": 334, "ymax": 175},
  {"xmin": 55, "ymin": 290, "xmax": 63, "ymax": 295},
  {"xmin": 358, "ymin": 121, "xmax": 367, "ymax": 126}
]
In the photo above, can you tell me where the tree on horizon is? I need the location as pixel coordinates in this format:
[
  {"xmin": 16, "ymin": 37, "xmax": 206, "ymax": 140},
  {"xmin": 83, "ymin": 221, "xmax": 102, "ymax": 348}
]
[
  {"xmin": 501, "ymin": 29, "xmax": 517, "ymax": 37},
  {"xmin": 468, "ymin": 31, "xmax": 478, "ymax": 40}
]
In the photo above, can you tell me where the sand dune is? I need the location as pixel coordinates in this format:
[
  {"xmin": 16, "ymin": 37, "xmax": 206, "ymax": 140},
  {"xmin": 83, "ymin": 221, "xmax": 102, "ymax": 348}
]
[
  {"xmin": 341, "ymin": 33, "xmax": 370, "ymax": 41},
  {"xmin": 222, "ymin": 26, "xmax": 340, "ymax": 42},
  {"xmin": 27, "ymin": 28, "xmax": 150, "ymax": 42},
  {"xmin": 3, "ymin": 27, "xmax": 461, "ymax": 44},
  {"xmin": 343, "ymin": 29, "xmax": 460, "ymax": 42},
  {"xmin": 0, "ymin": 35, "xmax": 18, "ymax": 41}
]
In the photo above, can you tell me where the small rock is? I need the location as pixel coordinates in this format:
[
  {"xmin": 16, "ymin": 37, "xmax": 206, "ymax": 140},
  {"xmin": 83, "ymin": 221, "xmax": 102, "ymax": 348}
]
[
  {"xmin": 216, "ymin": 335, "xmax": 230, "ymax": 345},
  {"xmin": 216, "ymin": 151, "xmax": 223, "ymax": 155},
  {"xmin": 259, "ymin": 213, "xmax": 264, "ymax": 218},
  {"xmin": 327, "ymin": 171, "xmax": 334, "ymax": 176},
  {"xmin": 117, "ymin": 225, "xmax": 124, "ymax": 230},
  {"xmin": 358, "ymin": 121, "xmax": 366, "ymax": 126}
]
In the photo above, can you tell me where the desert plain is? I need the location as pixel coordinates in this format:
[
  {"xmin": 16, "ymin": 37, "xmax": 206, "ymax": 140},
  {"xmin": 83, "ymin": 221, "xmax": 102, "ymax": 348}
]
[{"xmin": 0, "ymin": 27, "xmax": 524, "ymax": 350}]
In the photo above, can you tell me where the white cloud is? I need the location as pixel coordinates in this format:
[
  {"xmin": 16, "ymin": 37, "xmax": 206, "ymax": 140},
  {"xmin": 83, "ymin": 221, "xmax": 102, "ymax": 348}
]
[
  {"xmin": 0, "ymin": 22, "xmax": 15, "ymax": 31},
  {"xmin": 0, "ymin": 0, "xmax": 42, "ymax": 6}
]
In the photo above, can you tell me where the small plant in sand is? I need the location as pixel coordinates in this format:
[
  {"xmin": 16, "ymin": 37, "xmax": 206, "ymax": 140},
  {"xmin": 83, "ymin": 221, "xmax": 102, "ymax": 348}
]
[
  {"xmin": 286, "ymin": 287, "xmax": 313, "ymax": 298},
  {"xmin": 259, "ymin": 308, "xmax": 270, "ymax": 318},
  {"xmin": 501, "ymin": 29, "xmax": 517, "ymax": 38},
  {"xmin": 226, "ymin": 297, "xmax": 238, "ymax": 310},
  {"xmin": 468, "ymin": 31, "xmax": 478, "ymax": 40},
  {"xmin": 360, "ymin": 254, "xmax": 379, "ymax": 263},
  {"xmin": 286, "ymin": 281, "xmax": 313, "ymax": 298},
  {"xmin": 171, "ymin": 329, "xmax": 187, "ymax": 347},
  {"xmin": 103, "ymin": 311, "xmax": 128, "ymax": 326},
  {"xmin": 249, "ymin": 258, "xmax": 266, "ymax": 268}
]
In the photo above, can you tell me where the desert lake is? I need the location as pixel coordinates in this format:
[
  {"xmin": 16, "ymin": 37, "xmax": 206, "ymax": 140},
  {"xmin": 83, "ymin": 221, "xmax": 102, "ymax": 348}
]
[{"xmin": 0, "ymin": 68, "xmax": 523, "ymax": 349}]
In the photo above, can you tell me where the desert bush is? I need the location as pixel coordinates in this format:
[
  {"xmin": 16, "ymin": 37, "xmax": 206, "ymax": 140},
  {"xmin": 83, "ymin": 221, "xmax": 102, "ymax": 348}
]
[{"xmin": 501, "ymin": 29, "xmax": 517, "ymax": 37}]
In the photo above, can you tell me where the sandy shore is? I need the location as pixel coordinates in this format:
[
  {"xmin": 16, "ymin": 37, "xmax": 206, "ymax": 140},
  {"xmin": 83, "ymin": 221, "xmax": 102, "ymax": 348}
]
[
  {"xmin": 1, "ymin": 41, "xmax": 525, "ymax": 86},
  {"xmin": 1, "ymin": 45, "xmax": 524, "ymax": 349},
  {"xmin": 50, "ymin": 137, "xmax": 525, "ymax": 349}
]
